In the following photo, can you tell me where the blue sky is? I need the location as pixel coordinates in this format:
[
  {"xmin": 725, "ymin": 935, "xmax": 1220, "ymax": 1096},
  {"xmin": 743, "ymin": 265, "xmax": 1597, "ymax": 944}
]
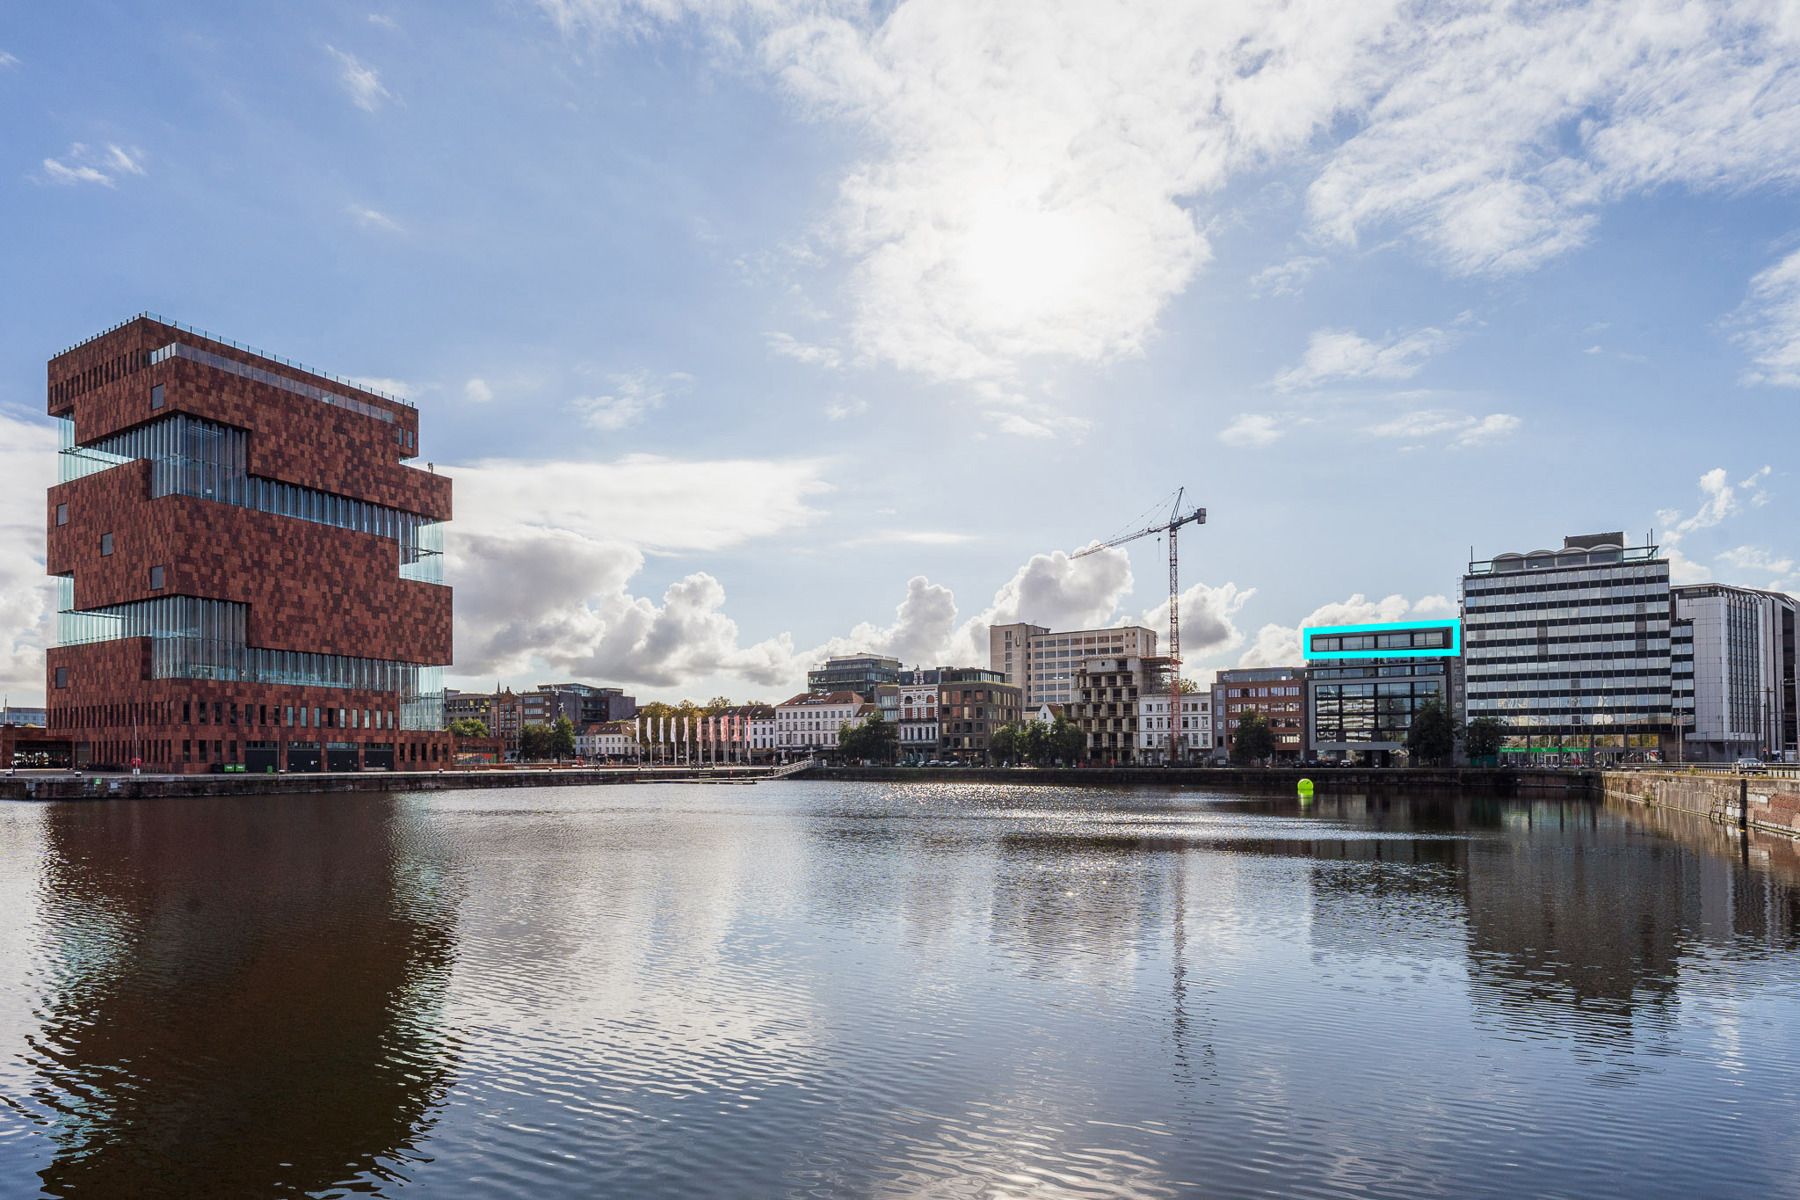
[{"xmin": 2, "ymin": 0, "xmax": 1796, "ymax": 705}]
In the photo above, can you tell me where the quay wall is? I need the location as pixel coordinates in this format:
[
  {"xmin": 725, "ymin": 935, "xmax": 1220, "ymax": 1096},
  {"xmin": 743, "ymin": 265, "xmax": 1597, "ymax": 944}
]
[
  {"xmin": 0, "ymin": 765, "xmax": 766, "ymax": 802},
  {"xmin": 1602, "ymin": 769, "xmax": 1800, "ymax": 837},
  {"xmin": 806, "ymin": 766, "xmax": 1597, "ymax": 797}
]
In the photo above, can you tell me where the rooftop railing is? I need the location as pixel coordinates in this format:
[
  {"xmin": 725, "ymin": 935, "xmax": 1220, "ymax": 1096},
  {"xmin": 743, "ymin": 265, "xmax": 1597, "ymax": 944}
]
[{"xmin": 55, "ymin": 312, "xmax": 415, "ymax": 409}]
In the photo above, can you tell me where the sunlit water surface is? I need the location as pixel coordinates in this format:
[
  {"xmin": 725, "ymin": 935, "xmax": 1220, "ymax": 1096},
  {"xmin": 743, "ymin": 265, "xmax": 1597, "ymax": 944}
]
[{"xmin": 2, "ymin": 782, "xmax": 1798, "ymax": 1198}]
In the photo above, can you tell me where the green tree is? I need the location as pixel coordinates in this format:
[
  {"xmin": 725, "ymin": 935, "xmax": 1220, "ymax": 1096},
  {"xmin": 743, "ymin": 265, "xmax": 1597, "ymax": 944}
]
[
  {"xmin": 837, "ymin": 713, "xmax": 896, "ymax": 763},
  {"xmin": 550, "ymin": 715, "xmax": 577, "ymax": 759},
  {"xmin": 1464, "ymin": 716, "xmax": 1505, "ymax": 764},
  {"xmin": 1047, "ymin": 716, "xmax": 1085, "ymax": 764},
  {"xmin": 518, "ymin": 723, "xmax": 550, "ymax": 761},
  {"xmin": 1020, "ymin": 721, "xmax": 1049, "ymax": 765},
  {"xmin": 448, "ymin": 717, "xmax": 489, "ymax": 737},
  {"xmin": 989, "ymin": 723, "xmax": 1022, "ymax": 764},
  {"xmin": 1176, "ymin": 677, "xmax": 1202, "ymax": 694},
  {"xmin": 1231, "ymin": 712, "xmax": 1275, "ymax": 765},
  {"xmin": 1405, "ymin": 700, "xmax": 1457, "ymax": 767}
]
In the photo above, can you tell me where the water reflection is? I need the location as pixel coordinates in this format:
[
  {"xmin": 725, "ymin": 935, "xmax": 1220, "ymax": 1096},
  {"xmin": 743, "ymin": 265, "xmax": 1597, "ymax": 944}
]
[
  {"xmin": 2, "ymin": 784, "xmax": 1798, "ymax": 1198},
  {"xmin": 17, "ymin": 796, "xmax": 460, "ymax": 1198}
]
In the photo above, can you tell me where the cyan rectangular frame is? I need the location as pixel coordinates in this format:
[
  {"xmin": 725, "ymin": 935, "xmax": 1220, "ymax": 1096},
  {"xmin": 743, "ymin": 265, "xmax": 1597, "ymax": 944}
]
[{"xmin": 1303, "ymin": 618, "xmax": 1462, "ymax": 661}]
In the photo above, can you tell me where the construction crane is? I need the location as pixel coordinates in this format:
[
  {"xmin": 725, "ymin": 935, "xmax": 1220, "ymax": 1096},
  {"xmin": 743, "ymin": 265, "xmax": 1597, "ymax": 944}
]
[{"xmin": 1072, "ymin": 489, "xmax": 1206, "ymax": 766}]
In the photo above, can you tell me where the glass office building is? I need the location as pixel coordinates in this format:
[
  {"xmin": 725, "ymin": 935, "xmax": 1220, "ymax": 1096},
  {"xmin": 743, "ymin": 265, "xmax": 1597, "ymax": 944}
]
[{"xmin": 1304, "ymin": 619, "xmax": 1461, "ymax": 764}]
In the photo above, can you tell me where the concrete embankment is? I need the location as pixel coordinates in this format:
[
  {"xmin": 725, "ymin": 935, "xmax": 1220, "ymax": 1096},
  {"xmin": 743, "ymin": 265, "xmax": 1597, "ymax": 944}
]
[
  {"xmin": 807, "ymin": 765, "xmax": 1597, "ymax": 797},
  {"xmin": 1602, "ymin": 769, "xmax": 1800, "ymax": 837},
  {"xmin": 0, "ymin": 764, "xmax": 768, "ymax": 802}
]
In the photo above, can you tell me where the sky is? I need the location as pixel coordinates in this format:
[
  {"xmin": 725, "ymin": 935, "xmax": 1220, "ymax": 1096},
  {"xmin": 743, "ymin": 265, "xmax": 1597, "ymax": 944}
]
[{"xmin": 1, "ymin": 0, "xmax": 1797, "ymax": 707}]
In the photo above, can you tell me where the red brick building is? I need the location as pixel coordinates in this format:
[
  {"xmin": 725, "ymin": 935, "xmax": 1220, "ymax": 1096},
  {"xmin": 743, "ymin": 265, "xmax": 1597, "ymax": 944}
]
[{"xmin": 45, "ymin": 315, "xmax": 452, "ymax": 773}]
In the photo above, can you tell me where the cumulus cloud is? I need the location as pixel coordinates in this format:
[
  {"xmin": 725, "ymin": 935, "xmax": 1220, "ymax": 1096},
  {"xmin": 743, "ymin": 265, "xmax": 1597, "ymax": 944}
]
[
  {"xmin": 1733, "ymin": 247, "xmax": 1800, "ymax": 387},
  {"xmin": 1238, "ymin": 592, "xmax": 1442, "ymax": 669},
  {"xmin": 1275, "ymin": 325, "xmax": 1454, "ymax": 391},
  {"xmin": 571, "ymin": 370, "xmax": 690, "ymax": 431},
  {"xmin": 447, "ymin": 453, "xmax": 831, "ymax": 686},
  {"xmin": 327, "ymin": 45, "xmax": 393, "ymax": 111},
  {"xmin": 1140, "ymin": 580, "xmax": 1255, "ymax": 662},
  {"xmin": 38, "ymin": 143, "xmax": 145, "ymax": 188},
  {"xmin": 464, "ymin": 378, "xmax": 495, "ymax": 403},
  {"xmin": 1218, "ymin": 413, "xmax": 1283, "ymax": 448},
  {"xmin": 0, "ymin": 413, "xmax": 61, "ymax": 704}
]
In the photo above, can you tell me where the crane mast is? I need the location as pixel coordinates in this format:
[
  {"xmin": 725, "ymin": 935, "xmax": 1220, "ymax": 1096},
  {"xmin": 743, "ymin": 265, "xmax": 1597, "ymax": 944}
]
[{"xmin": 1072, "ymin": 490, "xmax": 1206, "ymax": 765}]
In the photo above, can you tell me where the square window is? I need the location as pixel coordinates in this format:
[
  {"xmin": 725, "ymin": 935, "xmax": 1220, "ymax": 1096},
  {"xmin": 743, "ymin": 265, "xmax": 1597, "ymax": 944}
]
[
  {"xmin": 55, "ymin": 503, "xmax": 68, "ymax": 526},
  {"xmin": 100, "ymin": 533, "xmax": 114, "ymax": 556},
  {"xmin": 54, "ymin": 667, "xmax": 69, "ymax": 689},
  {"xmin": 149, "ymin": 565, "xmax": 165, "ymax": 590},
  {"xmin": 151, "ymin": 384, "xmax": 165, "ymax": 409}
]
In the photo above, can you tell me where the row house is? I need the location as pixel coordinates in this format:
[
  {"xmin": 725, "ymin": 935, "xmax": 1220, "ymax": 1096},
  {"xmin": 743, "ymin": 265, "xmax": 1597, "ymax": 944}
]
[
  {"xmin": 773, "ymin": 691, "xmax": 871, "ymax": 756},
  {"xmin": 1136, "ymin": 693, "xmax": 1213, "ymax": 764}
]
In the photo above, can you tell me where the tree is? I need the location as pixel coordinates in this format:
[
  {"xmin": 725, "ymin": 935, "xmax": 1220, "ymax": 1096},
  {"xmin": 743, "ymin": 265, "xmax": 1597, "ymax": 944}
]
[
  {"xmin": 448, "ymin": 717, "xmax": 489, "ymax": 738},
  {"xmin": 1464, "ymin": 716, "xmax": 1505, "ymax": 764},
  {"xmin": 837, "ymin": 713, "xmax": 896, "ymax": 763},
  {"xmin": 1045, "ymin": 716, "xmax": 1085, "ymax": 765},
  {"xmin": 1176, "ymin": 677, "xmax": 1202, "ymax": 694},
  {"xmin": 518, "ymin": 723, "xmax": 551, "ymax": 761},
  {"xmin": 550, "ymin": 715, "xmax": 577, "ymax": 759},
  {"xmin": 990, "ymin": 723, "xmax": 1022, "ymax": 764},
  {"xmin": 1406, "ymin": 700, "xmax": 1457, "ymax": 767},
  {"xmin": 1231, "ymin": 712, "xmax": 1275, "ymax": 765}
]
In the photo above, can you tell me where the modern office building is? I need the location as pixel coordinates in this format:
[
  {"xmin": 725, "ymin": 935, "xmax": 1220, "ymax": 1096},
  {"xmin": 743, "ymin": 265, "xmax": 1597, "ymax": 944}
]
[
  {"xmin": 522, "ymin": 682, "xmax": 638, "ymax": 729},
  {"xmin": 1, "ymin": 705, "xmax": 49, "ymax": 728},
  {"xmin": 1135, "ymin": 692, "xmax": 1213, "ymax": 764},
  {"xmin": 1671, "ymin": 585, "xmax": 1798, "ymax": 761},
  {"xmin": 1212, "ymin": 667, "xmax": 1307, "ymax": 763},
  {"xmin": 44, "ymin": 315, "xmax": 452, "ymax": 772},
  {"xmin": 1462, "ymin": 531, "xmax": 1674, "ymax": 761},
  {"xmin": 806, "ymin": 654, "xmax": 902, "ymax": 699},
  {"xmin": 989, "ymin": 621, "xmax": 1159, "ymax": 708},
  {"xmin": 1070, "ymin": 654, "xmax": 1170, "ymax": 764},
  {"xmin": 1303, "ymin": 619, "xmax": 1463, "ymax": 765}
]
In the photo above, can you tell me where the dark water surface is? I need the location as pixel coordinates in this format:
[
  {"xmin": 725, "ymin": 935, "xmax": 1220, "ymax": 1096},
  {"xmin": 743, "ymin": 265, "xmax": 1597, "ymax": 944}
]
[{"xmin": 2, "ymin": 783, "xmax": 1798, "ymax": 1199}]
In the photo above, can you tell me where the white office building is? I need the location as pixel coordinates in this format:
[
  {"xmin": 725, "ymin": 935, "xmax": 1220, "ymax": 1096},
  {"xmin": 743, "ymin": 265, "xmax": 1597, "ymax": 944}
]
[
  {"xmin": 1672, "ymin": 584, "xmax": 1799, "ymax": 762},
  {"xmin": 1462, "ymin": 532, "xmax": 1674, "ymax": 761},
  {"xmin": 1136, "ymin": 693, "xmax": 1213, "ymax": 764},
  {"xmin": 990, "ymin": 622, "xmax": 1159, "ymax": 709}
]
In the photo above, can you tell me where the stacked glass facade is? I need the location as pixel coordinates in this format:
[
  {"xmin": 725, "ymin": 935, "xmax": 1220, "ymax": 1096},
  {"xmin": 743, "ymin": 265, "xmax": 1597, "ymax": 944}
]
[{"xmin": 1304, "ymin": 620, "xmax": 1461, "ymax": 762}]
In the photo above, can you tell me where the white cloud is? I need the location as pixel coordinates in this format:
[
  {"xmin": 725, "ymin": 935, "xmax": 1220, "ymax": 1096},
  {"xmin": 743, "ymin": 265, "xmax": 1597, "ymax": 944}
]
[
  {"xmin": 38, "ymin": 143, "xmax": 146, "ymax": 188},
  {"xmin": 326, "ymin": 45, "xmax": 393, "ymax": 111},
  {"xmin": 1249, "ymin": 254, "xmax": 1326, "ymax": 298},
  {"xmin": 464, "ymin": 378, "xmax": 495, "ymax": 403},
  {"xmin": 0, "ymin": 413, "xmax": 62, "ymax": 705},
  {"xmin": 0, "ymin": 51, "xmax": 19, "ymax": 69},
  {"xmin": 344, "ymin": 375, "xmax": 414, "ymax": 398},
  {"xmin": 767, "ymin": 331, "xmax": 843, "ymax": 369},
  {"xmin": 1734, "ymin": 247, "xmax": 1800, "ymax": 387},
  {"xmin": 571, "ymin": 370, "xmax": 690, "ymax": 431},
  {"xmin": 348, "ymin": 204, "xmax": 403, "ymax": 233},
  {"xmin": 1716, "ymin": 545, "xmax": 1795, "ymax": 576},
  {"xmin": 1237, "ymin": 593, "xmax": 1441, "ymax": 669},
  {"xmin": 542, "ymin": 1, "xmax": 1800, "ymax": 409},
  {"xmin": 985, "ymin": 410, "xmax": 1090, "ymax": 440},
  {"xmin": 1366, "ymin": 408, "xmax": 1519, "ymax": 447},
  {"xmin": 839, "ymin": 530, "xmax": 977, "ymax": 548},
  {"xmin": 823, "ymin": 396, "xmax": 866, "ymax": 420},
  {"xmin": 368, "ymin": 13, "xmax": 400, "ymax": 31},
  {"xmin": 1218, "ymin": 413, "xmax": 1283, "ymax": 448},
  {"xmin": 1655, "ymin": 464, "xmax": 1775, "ymax": 584},
  {"xmin": 447, "ymin": 453, "xmax": 831, "ymax": 687},
  {"xmin": 1275, "ymin": 325, "xmax": 1453, "ymax": 391},
  {"xmin": 1140, "ymin": 580, "xmax": 1256, "ymax": 662}
]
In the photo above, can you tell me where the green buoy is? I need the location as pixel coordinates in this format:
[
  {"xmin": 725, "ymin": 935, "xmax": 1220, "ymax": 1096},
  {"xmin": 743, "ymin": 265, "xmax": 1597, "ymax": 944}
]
[{"xmin": 1297, "ymin": 777, "xmax": 1314, "ymax": 805}]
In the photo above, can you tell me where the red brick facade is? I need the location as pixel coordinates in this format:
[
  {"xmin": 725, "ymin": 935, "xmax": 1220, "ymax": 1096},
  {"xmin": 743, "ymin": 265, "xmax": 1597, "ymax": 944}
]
[{"xmin": 45, "ymin": 316, "xmax": 453, "ymax": 773}]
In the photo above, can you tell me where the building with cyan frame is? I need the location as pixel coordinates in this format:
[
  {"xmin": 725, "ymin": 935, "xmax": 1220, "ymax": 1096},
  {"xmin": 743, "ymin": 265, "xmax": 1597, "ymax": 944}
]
[{"xmin": 1304, "ymin": 619, "xmax": 1462, "ymax": 765}]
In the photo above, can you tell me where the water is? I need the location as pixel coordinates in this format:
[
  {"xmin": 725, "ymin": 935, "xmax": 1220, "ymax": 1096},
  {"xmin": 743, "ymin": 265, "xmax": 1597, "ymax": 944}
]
[{"xmin": 2, "ymin": 782, "xmax": 1798, "ymax": 1199}]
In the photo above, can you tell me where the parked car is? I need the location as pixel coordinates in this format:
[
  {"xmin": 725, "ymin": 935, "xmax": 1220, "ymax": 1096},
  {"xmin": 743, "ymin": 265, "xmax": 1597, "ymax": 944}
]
[{"xmin": 1732, "ymin": 758, "xmax": 1767, "ymax": 774}]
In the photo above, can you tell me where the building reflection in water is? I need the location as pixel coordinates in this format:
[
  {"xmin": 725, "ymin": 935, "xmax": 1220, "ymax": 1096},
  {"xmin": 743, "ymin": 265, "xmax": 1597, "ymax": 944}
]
[{"xmin": 21, "ymin": 795, "xmax": 461, "ymax": 1199}]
